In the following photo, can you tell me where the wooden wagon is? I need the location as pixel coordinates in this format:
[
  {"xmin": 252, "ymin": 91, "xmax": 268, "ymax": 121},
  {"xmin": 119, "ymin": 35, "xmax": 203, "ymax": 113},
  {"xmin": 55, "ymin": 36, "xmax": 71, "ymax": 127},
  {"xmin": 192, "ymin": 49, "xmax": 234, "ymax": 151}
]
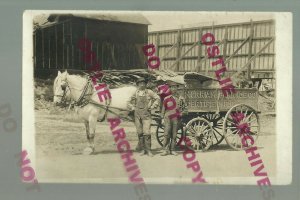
[{"xmin": 152, "ymin": 73, "xmax": 260, "ymax": 151}]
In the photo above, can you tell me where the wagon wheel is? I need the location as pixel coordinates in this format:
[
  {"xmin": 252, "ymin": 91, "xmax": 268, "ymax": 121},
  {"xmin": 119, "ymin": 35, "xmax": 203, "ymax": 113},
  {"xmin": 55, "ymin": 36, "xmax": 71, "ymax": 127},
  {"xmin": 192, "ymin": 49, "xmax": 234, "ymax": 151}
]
[
  {"xmin": 202, "ymin": 113, "xmax": 224, "ymax": 146},
  {"xmin": 223, "ymin": 104, "xmax": 260, "ymax": 150},
  {"xmin": 185, "ymin": 117, "xmax": 214, "ymax": 151},
  {"xmin": 154, "ymin": 123, "xmax": 164, "ymax": 147},
  {"xmin": 152, "ymin": 118, "xmax": 184, "ymax": 147}
]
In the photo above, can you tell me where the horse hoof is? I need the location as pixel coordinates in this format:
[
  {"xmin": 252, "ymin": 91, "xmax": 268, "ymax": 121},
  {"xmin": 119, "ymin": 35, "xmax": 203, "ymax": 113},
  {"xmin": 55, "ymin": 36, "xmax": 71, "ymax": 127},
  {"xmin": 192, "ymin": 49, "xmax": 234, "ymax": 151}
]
[{"xmin": 83, "ymin": 147, "xmax": 94, "ymax": 155}]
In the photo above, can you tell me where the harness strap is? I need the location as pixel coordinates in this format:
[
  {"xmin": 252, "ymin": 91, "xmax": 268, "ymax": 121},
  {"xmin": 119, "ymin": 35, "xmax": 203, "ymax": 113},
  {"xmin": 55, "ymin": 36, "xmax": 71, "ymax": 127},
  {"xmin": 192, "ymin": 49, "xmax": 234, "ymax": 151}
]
[
  {"xmin": 89, "ymin": 101, "xmax": 132, "ymax": 121},
  {"xmin": 67, "ymin": 75, "xmax": 131, "ymax": 121},
  {"xmin": 76, "ymin": 79, "xmax": 92, "ymax": 106},
  {"xmin": 98, "ymin": 105, "xmax": 110, "ymax": 122}
]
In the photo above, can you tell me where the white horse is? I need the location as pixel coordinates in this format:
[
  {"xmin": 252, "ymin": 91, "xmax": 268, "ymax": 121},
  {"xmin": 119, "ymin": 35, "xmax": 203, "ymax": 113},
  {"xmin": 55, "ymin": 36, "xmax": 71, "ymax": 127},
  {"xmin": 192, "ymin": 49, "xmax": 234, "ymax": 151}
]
[{"xmin": 53, "ymin": 71, "xmax": 137, "ymax": 154}]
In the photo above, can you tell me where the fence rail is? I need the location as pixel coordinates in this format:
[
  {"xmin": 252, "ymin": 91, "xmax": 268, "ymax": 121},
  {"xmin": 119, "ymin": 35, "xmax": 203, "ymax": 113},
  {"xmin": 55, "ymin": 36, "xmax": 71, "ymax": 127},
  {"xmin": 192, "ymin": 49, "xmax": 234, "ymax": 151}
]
[{"xmin": 148, "ymin": 20, "xmax": 275, "ymax": 79}]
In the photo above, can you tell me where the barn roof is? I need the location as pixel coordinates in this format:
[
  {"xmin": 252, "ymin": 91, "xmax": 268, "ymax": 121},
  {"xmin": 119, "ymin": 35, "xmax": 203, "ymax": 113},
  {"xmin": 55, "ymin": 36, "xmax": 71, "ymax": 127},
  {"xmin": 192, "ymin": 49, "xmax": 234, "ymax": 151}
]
[
  {"xmin": 34, "ymin": 13, "xmax": 151, "ymax": 29},
  {"xmin": 71, "ymin": 13, "xmax": 151, "ymax": 25}
]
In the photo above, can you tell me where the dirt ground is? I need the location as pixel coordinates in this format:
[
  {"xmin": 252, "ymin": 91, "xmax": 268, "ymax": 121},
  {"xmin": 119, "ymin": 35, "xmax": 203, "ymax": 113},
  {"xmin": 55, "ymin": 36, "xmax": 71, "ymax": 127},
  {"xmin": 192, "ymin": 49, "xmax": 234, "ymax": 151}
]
[{"xmin": 34, "ymin": 107, "xmax": 276, "ymax": 184}]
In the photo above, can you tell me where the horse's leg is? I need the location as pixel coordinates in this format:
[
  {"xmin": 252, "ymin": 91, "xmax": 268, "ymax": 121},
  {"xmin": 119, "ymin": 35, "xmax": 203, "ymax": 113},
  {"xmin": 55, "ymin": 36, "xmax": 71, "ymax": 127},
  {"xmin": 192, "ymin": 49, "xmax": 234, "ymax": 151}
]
[
  {"xmin": 82, "ymin": 104, "xmax": 100, "ymax": 155},
  {"xmin": 83, "ymin": 120, "xmax": 94, "ymax": 155},
  {"xmin": 83, "ymin": 106, "xmax": 100, "ymax": 154},
  {"xmin": 84, "ymin": 121, "xmax": 89, "ymax": 138}
]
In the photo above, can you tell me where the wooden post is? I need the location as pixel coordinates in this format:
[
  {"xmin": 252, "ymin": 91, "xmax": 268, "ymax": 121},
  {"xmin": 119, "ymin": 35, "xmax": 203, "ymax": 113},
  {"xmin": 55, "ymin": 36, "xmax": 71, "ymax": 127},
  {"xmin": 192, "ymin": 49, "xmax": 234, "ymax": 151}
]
[
  {"xmin": 206, "ymin": 23, "xmax": 214, "ymax": 75},
  {"xmin": 197, "ymin": 28, "xmax": 202, "ymax": 72},
  {"xmin": 222, "ymin": 27, "xmax": 228, "ymax": 78},
  {"xmin": 169, "ymin": 41, "xmax": 198, "ymax": 69},
  {"xmin": 91, "ymin": 41, "xmax": 93, "ymax": 66},
  {"xmin": 156, "ymin": 33, "xmax": 160, "ymax": 58},
  {"xmin": 48, "ymin": 30, "xmax": 51, "ymax": 68},
  {"xmin": 34, "ymin": 32, "xmax": 36, "ymax": 69},
  {"xmin": 128, "ymin": 44, "xmax": 130, "ymax": 67},
  {"xmin": 261, "ymin": 24, "xmax": 266, "ymax": 74},
  {"xmin": 79, "ymin": 48, "xmax": 81, "ymax": 70},
  {"xmin": 84, "ymin": 22, "xmax": 87, "ymax": 69},
  {"xmin": 67, "ymin": 46, "xmax": 69, "ymax": 68},
  {"xmin": 71, "ymin": 45, "xmax": 74, "ymax": 68},
  {"xmin": 55, "ymin": 26, "xmax": 58, "ymax": 68},
  {"xmin": 70, "ymin": 21, "xmax": 73, "ymax": 44},
  {"xmin": 101, "ymin": 43, "xmax": 104, "ymax": 69},
  {"xmin": 223, "ymin": 26, "xmax": 228, "ymax": 62},
  {"xmin": 70, "ymin": 21, "xmax": 73, "ymax": 68},
  {"xmin": 176, "ymin": 30, "xmax": 182, "ymax": 71},
  {"xmin": 247, "ymin": 20, "xmax": 254, "ymax": 80},
  {"xmin": 267, "ymin": 23, "xmax": 270, "ymax": 70},
  {"xmin": 232, "ymin": 38, "xmax": 274, "ymax": 78},
  {"xmin": 160, "ymin": 42, "xmax": 177, "ymax": 61},
  {"xmin": 96, "ymin": 42, "xmax": 99, "ymax": 64},
  {"xmin": 62, "ymin": 22, "xmax": 65, "ymax": 69},
  {"xmin": 224, "ymin": 36, "xmax": 249, "ymax": 65},
  {"xmin": 42, "ymin": 29, "xmax": 44, "ymax": 69}
]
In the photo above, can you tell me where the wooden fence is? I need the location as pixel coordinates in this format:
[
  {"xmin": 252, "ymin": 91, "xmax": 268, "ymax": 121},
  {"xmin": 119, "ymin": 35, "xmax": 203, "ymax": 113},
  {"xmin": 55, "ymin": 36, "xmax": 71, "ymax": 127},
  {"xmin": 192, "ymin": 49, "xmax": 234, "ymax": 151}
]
[{"xmin": 148, "ymin": 20, "xmax": 275, "ymax": 79}]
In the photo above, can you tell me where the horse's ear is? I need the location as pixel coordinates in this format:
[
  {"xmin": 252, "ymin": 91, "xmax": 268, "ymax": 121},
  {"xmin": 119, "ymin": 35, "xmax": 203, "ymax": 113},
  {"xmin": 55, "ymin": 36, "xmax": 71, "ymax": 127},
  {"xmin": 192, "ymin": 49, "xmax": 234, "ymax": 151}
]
[
  {"xmin": 58, "ymin": 71, "xmax": 61, "ymax": 76},
  {"xmin": 65, "ymin": 70, "xmax": 68, "ymax": 74}
]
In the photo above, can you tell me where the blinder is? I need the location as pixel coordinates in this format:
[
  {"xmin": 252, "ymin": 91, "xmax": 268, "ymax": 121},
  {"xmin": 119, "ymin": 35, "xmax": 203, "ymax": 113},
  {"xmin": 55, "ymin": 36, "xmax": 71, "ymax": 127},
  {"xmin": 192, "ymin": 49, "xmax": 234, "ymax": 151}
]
[
  {"xmin": 54, "ymin": 79, "xmax": 68, "ymax": 101},
  {"xmin": 61, "ymin": 84, "xmax": 67, "ymax": 91}
]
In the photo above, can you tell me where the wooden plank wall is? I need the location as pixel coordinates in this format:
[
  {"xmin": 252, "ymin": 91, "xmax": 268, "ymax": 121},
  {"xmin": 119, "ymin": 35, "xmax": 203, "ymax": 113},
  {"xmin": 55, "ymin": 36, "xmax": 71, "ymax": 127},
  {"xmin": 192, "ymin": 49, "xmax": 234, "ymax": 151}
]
[
  {"xmin": 148, "ymin": 20, "xmax": 275, "ymax": 77},
  {"xmin": 34, "ymin": 20, "xmax": 74, "ymax": 70},
  {"xmin": 34, "ymin": 19, "xmax": 147, "ymax": 71}
]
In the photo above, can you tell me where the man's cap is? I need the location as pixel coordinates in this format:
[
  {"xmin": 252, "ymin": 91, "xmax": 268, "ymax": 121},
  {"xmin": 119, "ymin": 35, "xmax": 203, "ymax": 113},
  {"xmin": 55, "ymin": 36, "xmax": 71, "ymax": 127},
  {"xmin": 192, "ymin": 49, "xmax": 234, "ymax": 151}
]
[{"xmin": 136, "ymin": 77, "xmax": 147, "ymax": 84}]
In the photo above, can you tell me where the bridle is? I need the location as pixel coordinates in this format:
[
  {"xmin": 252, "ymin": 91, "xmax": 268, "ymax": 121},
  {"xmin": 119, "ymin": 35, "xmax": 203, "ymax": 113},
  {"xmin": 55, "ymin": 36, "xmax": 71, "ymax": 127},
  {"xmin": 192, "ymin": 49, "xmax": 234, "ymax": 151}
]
[
  {"xmin": 54, "ymin": 79, "xmax": 70, "ymax": 104},
  {"xmin": 54, "ymin": 73, "xmax": 133, "ymax": 121},
  {"xmin": 56, "ymin": 76, "xmax": 93, "ymax": 107}
]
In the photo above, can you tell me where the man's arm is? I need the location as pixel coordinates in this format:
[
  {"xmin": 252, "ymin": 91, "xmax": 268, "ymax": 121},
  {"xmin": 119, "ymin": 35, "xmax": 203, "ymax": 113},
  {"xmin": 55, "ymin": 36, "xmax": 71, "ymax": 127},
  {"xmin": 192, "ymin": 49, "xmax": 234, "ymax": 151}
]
[
  {"xmin": 127, "ymin": 93, "xmax": 136, "ymax": 111},
  {"xmin": 148, "ymin": 89, "xmax": 160, "ymax": 109}
]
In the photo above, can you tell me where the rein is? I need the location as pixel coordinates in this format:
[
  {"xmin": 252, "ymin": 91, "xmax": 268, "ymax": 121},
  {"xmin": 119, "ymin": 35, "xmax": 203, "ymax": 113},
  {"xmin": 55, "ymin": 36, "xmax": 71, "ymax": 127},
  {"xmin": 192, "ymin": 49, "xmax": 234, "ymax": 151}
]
[
  {"xmin": 53, "ymin": 84, "xmax": 70, "ymax": 105},
  {"xmin": 59, "ymin": 74, "xmax": 132, "ymax": 121},
  {"xmin": 62, "ymin": 76, "xmax": 93, "ymax": 107},
  {"xmin": 75, "ymin": 79, "xmax": 93, "ymax": 107},
  {"xmin": 64, "ymin": 76, "xmax": 112, "ymax": 121},
  {"xmin": 89, "ymin": 101, "xmax": 132, "ymax": 121}
]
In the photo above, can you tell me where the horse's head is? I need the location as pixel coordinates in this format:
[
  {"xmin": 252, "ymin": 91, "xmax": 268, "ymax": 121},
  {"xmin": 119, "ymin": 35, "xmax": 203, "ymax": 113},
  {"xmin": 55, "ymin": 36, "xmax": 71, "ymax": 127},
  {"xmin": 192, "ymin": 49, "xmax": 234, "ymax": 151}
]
[{"xmin": 53, "ymin": 71, "xmax": 69, "ymax": 105}]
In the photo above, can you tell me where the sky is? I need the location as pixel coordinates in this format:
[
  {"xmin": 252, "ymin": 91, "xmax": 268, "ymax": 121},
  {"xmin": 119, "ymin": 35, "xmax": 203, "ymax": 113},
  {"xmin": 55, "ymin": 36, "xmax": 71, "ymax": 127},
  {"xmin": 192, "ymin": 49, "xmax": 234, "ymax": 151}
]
[
  {"xmin": 142, "ymin": 12, "xmax": 275, "ymax": 32},
  {"xmin": 33, "ymin": 11, "xmax": 275, "ymax": 32}
]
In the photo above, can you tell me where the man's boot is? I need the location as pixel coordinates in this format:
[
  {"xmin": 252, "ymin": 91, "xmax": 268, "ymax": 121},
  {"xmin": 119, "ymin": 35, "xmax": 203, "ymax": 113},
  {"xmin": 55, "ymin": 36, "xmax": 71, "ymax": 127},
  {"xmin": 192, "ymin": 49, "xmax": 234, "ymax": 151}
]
[
  {"xmin": 145, "ymin": 135, "xmax": 154, "ymax": 157},
  {"xmin": 160, "ymin": 149, "xmax": 169, "ymax": 156},
  {"xmin": 160, "ymin": 136, "xmax": 170, "ymax": 156},
  {"xmin": 170, "ymin": 139, "xmax": 178, "ymax": 156},
  {"xmin": 135, "ymin": 138, "xmax": 142, "ymax": 151},
  {"xmin": 139, "ymin": 135, "xmax": 146, "ymax": 156}
]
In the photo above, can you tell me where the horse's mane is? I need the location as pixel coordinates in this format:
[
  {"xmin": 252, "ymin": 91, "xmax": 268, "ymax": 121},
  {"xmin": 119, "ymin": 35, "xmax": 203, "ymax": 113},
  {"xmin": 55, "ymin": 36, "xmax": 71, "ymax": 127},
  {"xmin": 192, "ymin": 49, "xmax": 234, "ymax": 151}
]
[{"xmin": 64, "ymin": 74, "xmax": 88, "ymax": 90}]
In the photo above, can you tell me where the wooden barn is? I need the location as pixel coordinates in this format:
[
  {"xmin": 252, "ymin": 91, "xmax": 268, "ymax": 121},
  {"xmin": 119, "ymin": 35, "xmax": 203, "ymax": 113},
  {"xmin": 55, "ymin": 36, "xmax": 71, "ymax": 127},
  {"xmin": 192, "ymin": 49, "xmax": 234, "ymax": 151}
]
[
  {"xmin": 148, "ymin": 20, "xmax": 275, "ymax": 80},
  {"xmin": 33, "ymin": 14, "xmax": 150, "ymax": 76}
]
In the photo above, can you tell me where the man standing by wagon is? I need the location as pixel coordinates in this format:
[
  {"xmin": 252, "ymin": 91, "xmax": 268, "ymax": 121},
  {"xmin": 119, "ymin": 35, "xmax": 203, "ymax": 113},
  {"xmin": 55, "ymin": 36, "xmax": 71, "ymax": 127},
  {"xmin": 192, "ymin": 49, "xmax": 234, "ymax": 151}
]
[
  {"xmin": 160, "ymin": 80, "xmax": 186, "ymax": 156},
  {"xmin": 127, "ymin": 77, "xmax": 160, "ymax": 157}
]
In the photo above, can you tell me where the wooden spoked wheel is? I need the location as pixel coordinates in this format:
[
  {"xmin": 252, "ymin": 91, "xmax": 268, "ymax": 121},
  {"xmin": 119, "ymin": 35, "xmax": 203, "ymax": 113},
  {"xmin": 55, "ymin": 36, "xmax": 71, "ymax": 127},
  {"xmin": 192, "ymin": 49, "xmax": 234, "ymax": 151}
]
[
  {"xmin": 223, "ymin": 104, "xmax": 260, "ymax": 150},
  {"xmin": 154, "ymin": 120, "xmax": 184, "ymax": 147},
  {"xmin": 185, "ymin": 117, "xmax": 214, "ymax": 151},
  {"xmin": 202, "ymin": 113, "xmax": 225, "ymax": 146}
]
